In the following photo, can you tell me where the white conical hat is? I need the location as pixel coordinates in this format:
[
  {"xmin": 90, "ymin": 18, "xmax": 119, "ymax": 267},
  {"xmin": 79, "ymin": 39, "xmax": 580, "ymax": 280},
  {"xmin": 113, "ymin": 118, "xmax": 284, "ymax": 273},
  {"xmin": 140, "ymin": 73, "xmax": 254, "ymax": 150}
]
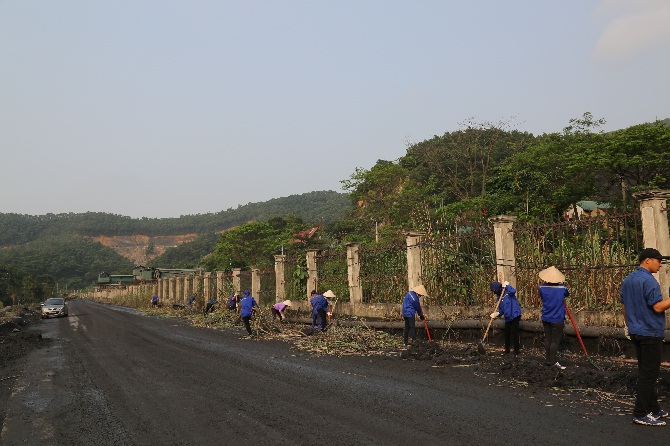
[
  {"xmin": 323, "ymin": 290, "xmax": 336, "ymax": 298},
  {"xmin": 411, "ymin": 285, "xmax": 428, "ymax": 296},
  {"xmin": 538, "ymin": 266, "xmax": 565, "ymax": 283},
  {"xmin": 282, "ymin": 300, "xmax": 292, "ymax": 306}
]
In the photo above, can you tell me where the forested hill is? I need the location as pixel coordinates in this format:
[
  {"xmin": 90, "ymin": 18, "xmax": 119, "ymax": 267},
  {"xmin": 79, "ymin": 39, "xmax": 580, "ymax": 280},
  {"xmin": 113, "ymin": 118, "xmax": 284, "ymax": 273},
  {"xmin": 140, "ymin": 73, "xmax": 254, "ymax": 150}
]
[{"xmin": 0, "ymin": 190, "xmax": 351, "ymax": 246}]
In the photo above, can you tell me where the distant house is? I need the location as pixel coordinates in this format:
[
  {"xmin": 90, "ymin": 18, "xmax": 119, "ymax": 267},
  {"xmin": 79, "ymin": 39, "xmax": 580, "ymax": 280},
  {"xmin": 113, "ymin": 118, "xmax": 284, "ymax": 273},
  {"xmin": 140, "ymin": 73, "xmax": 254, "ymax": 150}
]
[
  {"xmin": 294, "ymin": 226, "xmax": 319, "ymax": 244},
  {"xmin": 565, "ymin": 201, "xmax": 612, "ymax": 219}
]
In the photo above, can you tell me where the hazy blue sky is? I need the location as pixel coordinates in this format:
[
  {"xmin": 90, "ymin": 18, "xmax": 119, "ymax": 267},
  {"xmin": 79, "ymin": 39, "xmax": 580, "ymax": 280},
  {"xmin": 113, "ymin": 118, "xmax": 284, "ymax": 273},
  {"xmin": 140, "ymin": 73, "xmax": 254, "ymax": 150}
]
[{"xmin": 1, "ymin": 0, "xmax": 668, "ymax": 218}]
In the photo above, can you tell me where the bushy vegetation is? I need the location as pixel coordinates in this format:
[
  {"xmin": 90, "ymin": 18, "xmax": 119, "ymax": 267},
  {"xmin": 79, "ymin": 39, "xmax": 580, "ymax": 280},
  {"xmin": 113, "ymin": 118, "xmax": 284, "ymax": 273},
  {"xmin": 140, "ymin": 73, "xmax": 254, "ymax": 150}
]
[
  {"xmin": 337, "ymin": 115, "xmax": 670, "ymax": 243},
  {"xmin": 0, "ymin": 236, "xmax": 134, "ymax": 293},
  {"xmin": 200, "ymin": 215, "xmax": 325, "ymax": 271},
  {"xmin": 0, "ymin": 263, "xmax": 60, "ymax": 307}
]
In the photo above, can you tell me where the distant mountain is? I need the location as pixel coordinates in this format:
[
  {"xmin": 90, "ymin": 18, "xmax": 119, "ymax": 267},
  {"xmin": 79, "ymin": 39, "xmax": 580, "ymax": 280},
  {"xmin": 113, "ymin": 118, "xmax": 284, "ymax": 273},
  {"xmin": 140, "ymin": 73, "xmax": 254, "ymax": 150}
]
[
  {"xmin": 0, "ymin": 191, "xmax": 352, "ymax": 288},
  {"xmin": 0, "ymin": 190, "xmax": 351, "ymax": 246}
]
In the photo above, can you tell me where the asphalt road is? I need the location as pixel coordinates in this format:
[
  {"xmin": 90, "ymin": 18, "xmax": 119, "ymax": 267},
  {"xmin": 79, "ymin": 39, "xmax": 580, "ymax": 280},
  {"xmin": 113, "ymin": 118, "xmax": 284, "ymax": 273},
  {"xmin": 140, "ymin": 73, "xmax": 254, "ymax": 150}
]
[{"xmin": 0, "ymin": 299, "xmax": 665, "ymax": 445}]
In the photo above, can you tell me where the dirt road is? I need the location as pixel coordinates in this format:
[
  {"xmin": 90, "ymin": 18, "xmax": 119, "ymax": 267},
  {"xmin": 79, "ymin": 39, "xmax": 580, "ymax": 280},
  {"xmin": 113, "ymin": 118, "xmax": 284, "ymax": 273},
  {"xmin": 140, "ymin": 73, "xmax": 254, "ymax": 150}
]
[{"xmin": 0, "ymin": 299, "xmax": 664, "ymax": 445}]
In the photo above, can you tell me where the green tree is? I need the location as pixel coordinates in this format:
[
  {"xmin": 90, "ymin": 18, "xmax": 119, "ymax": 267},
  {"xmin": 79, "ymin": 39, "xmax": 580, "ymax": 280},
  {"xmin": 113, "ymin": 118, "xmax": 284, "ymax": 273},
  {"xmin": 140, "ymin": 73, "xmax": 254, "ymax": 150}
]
[
  {"xmin": 486, "ymin": 113, "xmax": 608, "ymax": 216},
  {"xmin": 403, "ymin": 119, "xmax": 533, "ymax": 203},
  {"xmin": 597, "ymin": 120, "xmax": 670, "ymax": 196},
  {"xmin": 341, "ymin": 160, "xmax": 414, "ymax": 228},
  {"xmin": 203, "ymin": 222, "xmax": 283, "ymax": 271}
]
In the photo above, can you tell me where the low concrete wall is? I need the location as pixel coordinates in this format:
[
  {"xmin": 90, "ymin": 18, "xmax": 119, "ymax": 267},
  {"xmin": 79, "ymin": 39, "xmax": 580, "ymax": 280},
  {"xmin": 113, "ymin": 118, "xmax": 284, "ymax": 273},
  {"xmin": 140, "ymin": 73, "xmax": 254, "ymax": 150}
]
[{"xmin": 288, "ymin": 300, "xmax": 624, "ymax": 328}]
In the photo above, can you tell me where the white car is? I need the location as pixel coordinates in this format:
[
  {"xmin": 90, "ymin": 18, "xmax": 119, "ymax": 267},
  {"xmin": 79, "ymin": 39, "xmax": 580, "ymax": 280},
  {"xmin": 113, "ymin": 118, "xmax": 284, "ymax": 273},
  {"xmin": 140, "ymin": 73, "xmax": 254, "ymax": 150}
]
[{"xmin": 41, "ymin": 297, "xmax": 69, "ymax": 318}]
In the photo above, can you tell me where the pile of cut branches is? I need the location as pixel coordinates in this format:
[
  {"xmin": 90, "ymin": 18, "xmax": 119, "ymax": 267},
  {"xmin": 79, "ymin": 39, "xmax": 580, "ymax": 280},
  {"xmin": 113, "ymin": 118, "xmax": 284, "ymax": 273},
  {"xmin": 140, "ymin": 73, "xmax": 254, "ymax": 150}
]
[
  {"xmin": 141, "ymin": 304, "xmax": 403, "ymax": 356},
  {"xmin": 189, "ymin": 308, "xmax": 243, "ymax": 329},
  {"xmin": 289, "ymin": 323, "xmax": 402, "ymax": 356}
]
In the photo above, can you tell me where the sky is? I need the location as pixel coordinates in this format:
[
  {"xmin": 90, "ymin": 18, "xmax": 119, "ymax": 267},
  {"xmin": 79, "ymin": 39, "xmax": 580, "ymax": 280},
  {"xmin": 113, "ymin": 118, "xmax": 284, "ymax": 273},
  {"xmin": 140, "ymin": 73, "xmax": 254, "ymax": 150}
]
[{"xmin": 1, "ymin": 0, "xmax": 669, "ymax": 218}]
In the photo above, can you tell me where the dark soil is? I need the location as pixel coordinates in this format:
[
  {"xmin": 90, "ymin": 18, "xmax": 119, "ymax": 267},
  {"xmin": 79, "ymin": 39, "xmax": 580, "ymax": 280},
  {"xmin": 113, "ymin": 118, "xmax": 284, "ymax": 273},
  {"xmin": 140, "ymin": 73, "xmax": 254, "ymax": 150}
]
[
  {"xmin": 0, "ymin": 306, "xmax": 53, "ymax": 411},
  {"xmin": 399, "ymin": 338, "xmax": 665, "ymax": 417},
  {"xmin": 0, "ymin": 306, "xmax": 51, "ymax": 366}
]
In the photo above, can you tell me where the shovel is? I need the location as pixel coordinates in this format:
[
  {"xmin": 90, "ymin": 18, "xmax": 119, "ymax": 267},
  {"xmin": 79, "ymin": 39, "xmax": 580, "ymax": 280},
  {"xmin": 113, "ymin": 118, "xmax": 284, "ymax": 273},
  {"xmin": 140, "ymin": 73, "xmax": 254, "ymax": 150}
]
[{"xmin": 477, "ymin": 284, "xmax": 506, "ymax": 355}]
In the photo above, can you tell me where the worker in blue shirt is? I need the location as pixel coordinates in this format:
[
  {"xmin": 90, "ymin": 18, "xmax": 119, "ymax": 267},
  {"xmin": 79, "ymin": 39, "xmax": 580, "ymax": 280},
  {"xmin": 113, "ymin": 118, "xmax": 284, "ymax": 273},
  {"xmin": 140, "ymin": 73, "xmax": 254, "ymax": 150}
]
[
  {"xmin": 621, "ymin": 248, "xmax": 670, "ymax": 426},
  {"xmin": 187, "ymin": 294, "xmax": 196, "ymax": 308},
  {"xmin": 538, "ymin": 266, "xmax": 569, "ymax": 369},
  {"xmin": 490, "ymin": 281, "xmax": 522, "ymax": 356},
  {"xmin": 309, "ymin": 290, "xmax": 321, "ymax": 329},
  {"xmin": 239, "ymin": 289, "xmax": 258, "ymax": 336},
  {"xmin": 204, "ymin": 298, "xmax": 217, "ymax": 315},
  {"xmin": 310, "ymin": 290, "xmax": 331, "ymax": 331},
  {"xmin": 227, "ymin": 293, "xmax": 238, "ymax": 311},
  {"xmin": 402, "ymin": 285, "xmax": 426, "ymax": 346}
]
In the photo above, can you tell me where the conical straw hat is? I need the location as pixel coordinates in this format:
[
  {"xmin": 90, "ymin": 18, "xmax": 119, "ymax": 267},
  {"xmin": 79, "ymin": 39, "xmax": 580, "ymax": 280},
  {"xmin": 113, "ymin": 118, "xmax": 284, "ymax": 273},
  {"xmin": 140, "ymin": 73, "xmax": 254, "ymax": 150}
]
[
  {"xmin": 538, "ymin": 266, "xmax": 565, "ymax": 283},
  {"xmin": 282, "ymin": 300, "xmax": 292, "ymax": 306},
  {"xmin": 411, "ymin": 285, "xmax": 428, "ymax": 296},
  {"xmin": 323, "ymin": 290, "xmax": 336, "ymax": 298}
]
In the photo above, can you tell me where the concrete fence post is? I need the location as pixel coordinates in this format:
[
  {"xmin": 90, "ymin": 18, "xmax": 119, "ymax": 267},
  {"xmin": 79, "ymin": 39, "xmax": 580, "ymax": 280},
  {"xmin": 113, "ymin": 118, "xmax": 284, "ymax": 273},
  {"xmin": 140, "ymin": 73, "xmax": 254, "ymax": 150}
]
[
  {"xmin": 165, "ymin": 277, "xmax": 171, "ymax": 303},
  {"xmin": 165, "ymin": 278, "xmax": 171, "ymax": 304},
  {"xmin": 203, "ymin": 272, "xmax": 212, "ymax": 303},
  {"xmin": 634, "ymin": 190, "xmax": 670, "ymax": 299},
  {"xmin": 194, "ymin": 274, "xmax": 204, "ymax": 308},
  {"xmin": 347, "ymin": 242, "xmax": 362, "ymax": 304},
  {"xmin": 216, "ymin": 272, "xmax": 225, "ymax": 300},
  {"xmin": 406, "ymin": 232, "xmax": 424, "ymax": 291},
  {"xmin": 274, "ymin": 255, "xmax": 287, "ymax": 303},
  {"xmin": 491, "ymin": 215, "xmax": 518, "ymax": 287},
  {"xmin": 162, "ymin": 279, "xmax": 167, "ymax": 304},
  {"xmin": 177, "ymin": 277, "xmax": 184, "ymax": 305},
  {"xmin": 170, "ymin": 277, "xmax": 177, "ymax": 304},
  {"xmin": 306, "ymin": 249, "xmax": 319, "ymax": 298},
  {"xmin": 251, "ymin": 268, "xmax": 261, "ymax": 304},
  {"xmin": 185, "ymin": 276, "xmax": 193, "ymax": 304},
  {"xmin": 232, "ymin": 268, "xmax": 241, "ymax": 294},
  {"xmin": 158, "ymin": 278, "xmax": 165, "ymax": 301},
  {"xmin": 183, "ymin": 277, "xmax": 188, "ymax": 304}
]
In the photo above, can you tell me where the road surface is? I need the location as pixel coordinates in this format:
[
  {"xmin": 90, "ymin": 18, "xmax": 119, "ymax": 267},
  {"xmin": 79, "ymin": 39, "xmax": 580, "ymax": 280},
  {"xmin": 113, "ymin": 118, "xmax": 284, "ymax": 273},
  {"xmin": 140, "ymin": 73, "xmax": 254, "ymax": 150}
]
[{"xmin": 0, "ymin": 299, "xmax": 661, "ymax": 445}]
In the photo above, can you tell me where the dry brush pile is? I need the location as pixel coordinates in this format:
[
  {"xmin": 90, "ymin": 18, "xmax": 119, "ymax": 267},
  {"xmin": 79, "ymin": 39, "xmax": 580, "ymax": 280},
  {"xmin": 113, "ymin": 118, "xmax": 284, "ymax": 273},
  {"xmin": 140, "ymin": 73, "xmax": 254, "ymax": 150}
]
[{"xmin": 142, "ymin": 304, "xmax": 403, "ymax": 356}]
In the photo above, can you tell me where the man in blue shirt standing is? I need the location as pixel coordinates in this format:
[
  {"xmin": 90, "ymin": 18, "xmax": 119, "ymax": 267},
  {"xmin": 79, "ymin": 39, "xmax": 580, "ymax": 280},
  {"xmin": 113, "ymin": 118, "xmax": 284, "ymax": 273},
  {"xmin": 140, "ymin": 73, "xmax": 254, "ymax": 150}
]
[{"xmin": 621, "ymin": 247, "xmax": 670, "ymax": 426}]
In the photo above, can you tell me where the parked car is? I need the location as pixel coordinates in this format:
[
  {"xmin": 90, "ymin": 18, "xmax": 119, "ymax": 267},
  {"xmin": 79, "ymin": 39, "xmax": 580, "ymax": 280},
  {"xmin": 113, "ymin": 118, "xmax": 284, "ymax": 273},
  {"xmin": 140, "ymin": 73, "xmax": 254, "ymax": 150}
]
[{"xmin": 41, "ymin": 297, "xmax": 69, "ymax": 318}]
